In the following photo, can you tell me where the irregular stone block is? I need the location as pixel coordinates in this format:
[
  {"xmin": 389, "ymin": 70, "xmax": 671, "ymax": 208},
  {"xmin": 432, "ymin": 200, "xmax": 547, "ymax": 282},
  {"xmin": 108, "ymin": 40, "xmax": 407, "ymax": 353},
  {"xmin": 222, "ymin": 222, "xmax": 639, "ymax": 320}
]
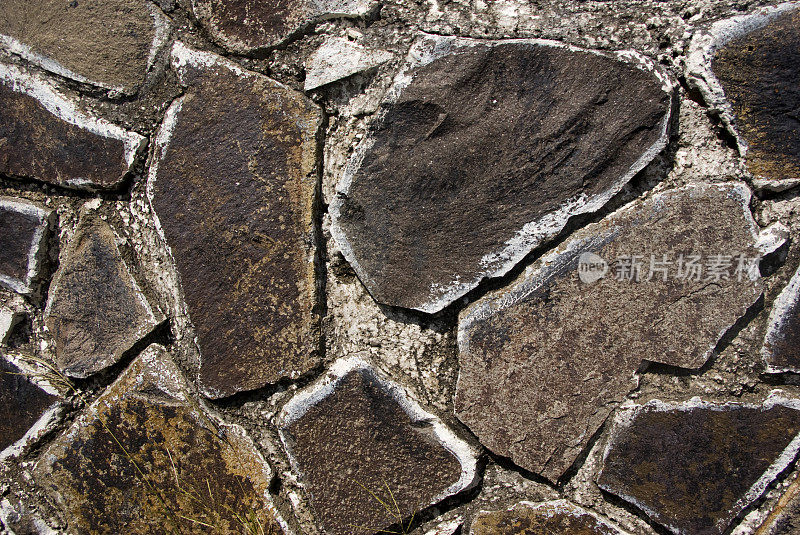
[
  {"xmin": 0, "ymin": 197, "xmax": 53, "ymax": 296},
  {"xmin": 0, "ymin": 0, "xmax": 170, "ymax": 94},
  {"xmin": 34, "ymin": 345, "xmax": 285, "ymax": 534},
  {"xmin": 763, "ymin": 264, "xmax": 800, "ymax": 373},
  {"xmin": 687, "ymin": 2, "xmax": 800, "ymax": 189},
  {"xmin": 471, "ymin": 500, "xmax": 627, "ymax": 535},
  {"xmin": 149, "ymin": 43, "xmax": 322, "ymax": 398},
  {"xmin": 0, "ymin": 62, "xmax": 146, "ymax": 191},
  {"xmin": 45, "ymin": 214, "xmax": 162, "ymax": 378},
  {"xmin": 192, "ymin": 0, "xmax": 377, "ymax": 53},
  {"xmin": 597, "ymin": 394, "xmax": 800, "ymax": 535},
  {"xmin": 305, "ymin": 37, "xmax": 393, "ymax": 91},
  {"xmin": 456, "ymin": 183, "xmax": 773, "ymax": 482},
  {"xmin": 277, "ymin": 357, "xmax": 478, "ymax": 535},
  {"xmin": 330, "ymin": 35, "xmax": 674, "ymax": 313}
]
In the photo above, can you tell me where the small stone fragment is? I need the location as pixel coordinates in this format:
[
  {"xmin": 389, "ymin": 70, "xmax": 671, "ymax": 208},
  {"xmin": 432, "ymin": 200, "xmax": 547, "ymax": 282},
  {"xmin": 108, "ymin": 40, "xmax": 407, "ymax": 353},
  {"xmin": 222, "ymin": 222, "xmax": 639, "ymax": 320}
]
[
  {"xmin": 149, "ymin": 43, "xmax": 322, "ymax": 398},
  {"xmin": 597, "ymin": 394, "xmax": 800, "ymax": 535},
  {"xmin": 34, "ymin": 345, "xmax": 284, "ymax": 534},
  {"xmin": 687, "ymin": 2, "xmax": 800, "ymax": 187},
  {"xmin": 330, "ymin": 35, "xmax": 673, "ymax": 313},
  {"xmin": 0, "ymin": 0, "xmax": 170, "ymax": 93},
  {"xmin": 763, "ymin": 264, "xmax": 800, "ymax": 373},
  {"xmin": 192, "ymin": 0, "xmax": 377, "ymax": 53},
  {"xmin": 0, "ymin": 62, "xmax": 145, "ymax": 190},
  {"xmin": 471, "ymin": 500, "xmax": 628, "ymax": 535},
  {"xmin": 305, "ymin": 37, "xmax": 393, "ymax": 91},
  {"xmin": 45, "ymin": 214, "xmax": 161, "ymax": 378},
  {"xmin": 0, "ymin": 294, "xmax": 25, "ymax": 345},
  {"xmin": 456, "ymin": 183, "xmax": 770, "ymax": 482},
  {"xmin": 277, "ymin": 357, "xmax": 478, "ymax": 535},
  {"xmin": 0, "ymin": 197, "xmax": 53, "ymax": 296}
]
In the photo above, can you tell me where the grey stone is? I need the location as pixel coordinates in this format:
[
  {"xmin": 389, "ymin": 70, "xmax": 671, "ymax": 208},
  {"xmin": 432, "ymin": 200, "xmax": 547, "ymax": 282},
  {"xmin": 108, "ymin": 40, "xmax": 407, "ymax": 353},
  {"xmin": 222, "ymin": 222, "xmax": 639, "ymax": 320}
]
[
  {"xmin": 763, "ymin": 264, "xmax": 800, "ymax": 373},
  {"xmin": 330, "ymin": 34, "xmax": 674, "ymax": 313},
  {"xmin": 456, "ymin": 183, "xmax": 772, "ymax": 482},
  {"xmin": 470, "ymin": 500, "xmax": 627, "ymax": 535},
  {"xmin": 0, "ymin": 294, "xmax": 25, "ymax": 345},
  {"xmin": 0, "ymin": 197, "xmax": 53, "ymax": 296},
  {"xmin": 305, "ymin": 37, "xmax": 393, "ymax": 91}
]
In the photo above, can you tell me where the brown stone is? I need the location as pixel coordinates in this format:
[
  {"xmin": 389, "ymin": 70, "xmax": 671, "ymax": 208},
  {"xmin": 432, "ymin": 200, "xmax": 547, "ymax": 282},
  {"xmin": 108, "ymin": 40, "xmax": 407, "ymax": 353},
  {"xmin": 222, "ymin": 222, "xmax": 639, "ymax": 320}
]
[
  {"xmin": 34, "ymin": 344, "xmax": 284, "ymax": 535},
  {"xmin": 597, "ymin": 395, "xmax": 800, "ymax": 535},
  {"xmin": 0, "ymin": 0, "xmax": 170, "ymax": 93},
  {"xmin": 471, "ymin": 500, "xmax": 626, "ymax": 535},
  {"xmin": 330, "ymin": 35, "xmax": 673, "ymax": 313},
  {"xmin": 44, "ymin": 213, "xmax": 162, "ymax": 378},
  {"xmin": 0, "ymin": 62, "xmax": 145, "ymax": 191},
  {"xmin": 456, "ymin": 183, "xmax": 771, "ymax": 482},
  {"xmin": 763, "ymin": 264, "xmax": 800, "ymax": 373},
  {"xmin": 277, "ymin": 357, "xmax": 478, "ymax": 535},
  {"xmin": 0, "ymin": 197, "xmax": 53, "ymax": 296},
  {"xmin": 149, "ymin": 43, "xmax": 322, "ymax": 398},
  {"xmin": 0, "ymin": 356, "xmax": 57, "ymax": 455}
]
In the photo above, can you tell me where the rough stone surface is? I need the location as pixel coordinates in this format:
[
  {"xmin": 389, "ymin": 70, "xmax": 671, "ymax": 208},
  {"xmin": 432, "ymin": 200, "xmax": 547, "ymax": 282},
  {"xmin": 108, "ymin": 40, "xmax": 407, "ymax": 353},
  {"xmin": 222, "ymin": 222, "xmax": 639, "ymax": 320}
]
[
  {"xmin": 0, "ymin": 356, "xmax": 57, "ymax": 456},
  {"xmin": 597, "ymin": 394, "xmax": 800, "ymax": 535},
  {"xmin": 192, "ymin": 0, "xmax": 376, "ymax": 53},
  {"xmin": 149, "ymin": 43, "xmax": 322, "ymax": 399},
  {"xmin": 763, "ymin": 264, "xmax": 800, "ymax": 374},
  {"xmin": 456, "ymin": 183, "xmax": 770, "ymax": 482},
  {"xmin": 277, "ymin": 357, "xmax": 478, "ymax": 535},
  {"xmin": 34, "ymin": 344, "xmax": 284, "ymax": 535},
  {"xmin": 0, "ymin": 294, "xmax": 24, "ymax": 345},
  {"xmin": 0, "ymin": 197, "xmax": 53, "ymax": 296},
  {"xmin": 330, "ymin": 35, "xmax": 673, "ymax": 313},
  {"xmin": 0, "ymin": 0, "xmax": 170, "ymax": 93},
  {"xmin": 470, "ymin": 500, "xmax": 627, "ymax": 535},
  {"xmin": 45, "ymin": 213, "xmax": 161, "ymax": 378},
  {"xmin": 305, "ymin": 37, "xmax": 393, "ymax": 91},
  {"xmin": 0, "ymin": 62, "xmax": 146, "ymax": 190}
]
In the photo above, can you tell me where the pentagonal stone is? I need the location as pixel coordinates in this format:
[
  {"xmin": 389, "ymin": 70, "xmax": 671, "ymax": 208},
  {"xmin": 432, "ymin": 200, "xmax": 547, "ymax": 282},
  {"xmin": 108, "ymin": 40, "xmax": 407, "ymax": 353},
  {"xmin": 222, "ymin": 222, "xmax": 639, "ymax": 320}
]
[
  {"xmin": 763, "ymin": 264, "xmax": 800, "ymax": 373},
  {"xmin": 456, "ymin": 183, "xmax": 771, "ymax": 482},
  {"xmin": 192, "ymin": 0, "xmax": 376, "ymax": 53},
  {"xmin": 277, "ymin": 357, "xmax": 478, "ymax": 535},
  {"xmin": 687, "ymin": 3, "xmax": 800, "ymax": 189},
  {"xmin": 45, "ymin": 214, "xmax": 162, "ymax": 378},
  {"xmin": 0, "ymin": 0, "xmax": 170, "ymax": 94},
  {"xmin": 471, "ymin": 500, "xmax": 627, "ymax": 535},
  {"xmin": 330, "ymin": 34, "xmax": 673, "ymax": 313},
  {"xmin": 34, "ymin": 344, "xmax": 284, "ymax": 534},
  {"xmin": 597, "ymin": 394, "xmax": 800, "ymax": 535},
  {"xmin": 149, "ymin": 43, "xmax": 322, "ymax": 398},
  {"xmin": 0, "ymin": 62, "xmax": 145, "ymax": 191},
  {"xmin": 0, "ymin": 197, "xmax": 53, "ymax": 296}
]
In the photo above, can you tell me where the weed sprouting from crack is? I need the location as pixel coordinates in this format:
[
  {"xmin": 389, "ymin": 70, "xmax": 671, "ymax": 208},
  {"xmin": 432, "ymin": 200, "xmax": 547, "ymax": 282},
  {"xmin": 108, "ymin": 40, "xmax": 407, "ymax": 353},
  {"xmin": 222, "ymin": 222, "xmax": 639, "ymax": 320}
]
[{"xmin": 348, "ymin": 479, "xmax": 416, "ymax": 535}]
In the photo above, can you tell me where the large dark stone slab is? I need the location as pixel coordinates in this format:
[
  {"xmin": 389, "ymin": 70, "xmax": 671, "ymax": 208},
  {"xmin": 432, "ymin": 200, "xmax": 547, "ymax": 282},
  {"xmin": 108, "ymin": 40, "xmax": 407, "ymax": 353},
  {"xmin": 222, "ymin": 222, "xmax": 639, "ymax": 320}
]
[
  {"xmin": 0, "ymin": 356, "xmax": 58, "ymax": 457},
  {"xmin": 456, "ymin": 183, "xmax": 773, "ymax": 482},
  {"xmin": 0, "ymin": 62, "xmax": 145, "ymax": 190},
  {"xmin": 330, "ymin": 35, "xmax": 673, "ymax": 313},
  {"xmin": 0, "ymin": 0, "xmax": 170, "ymax": 93},
  {"xmin": 470, "ymin": 500, "xmax": 626, "ymax": 535},
  {"xmin": 277, "ymin": 357, "xmax": 478, "ymax": 535},
  {"xmin": 45, "ymin": 213, "xmax": 162, "ymax": 378},
  {"xmin": 34, "ymin": 345, "xmax": 284, "ymax": 534},
  {"xmin": 597, "ymin": 394, "xmax": 800, "ymax": 535},
  {"xmin": 763, "ymin": 264, "xmax": 800, "ymax": 373},
  {"xmin": 149, "ymin": 43, "xmax": 322, "ymax": 398},
  {"xmin": 0, "ymin": 197, "xmax": 53, "ymax": 296}
]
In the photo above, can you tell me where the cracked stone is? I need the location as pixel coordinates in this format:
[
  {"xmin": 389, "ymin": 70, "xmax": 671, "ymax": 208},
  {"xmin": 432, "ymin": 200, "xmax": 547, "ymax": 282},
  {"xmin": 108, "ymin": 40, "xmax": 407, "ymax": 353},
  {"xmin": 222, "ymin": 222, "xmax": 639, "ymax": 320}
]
[
  {"xmin": 277, "ymin": 357, "xmax": 478, "ymax": 535},
  {"xmin": 34, "ymin": 344, "xmax": 284, "ymax": 534},
  {"xmin": 597, "ymin": 394, "xmax": 800, "ymax": 535},
  {"xmin": 687, "ymin": 2, "xmax": 800, "ymax": 188},
  {"xmin": 305, "ymin": 37, "xmax": 393, "ymax": 91},
  {"xmin": 0, "ymin": 62, "xmax": 146, "ymax": 191},
  {"xmin": 44, "ymin": 213, "xmax": 162, "ymax": 378},
  {"xmin": 148, "ymin": 42, "xmax": 322, "ymax": 399},
  {"xmin": 330, "ymin": 34, "xmax": 673, "ymax": 313},
  {"xmin": 0, "ymin": 0, "xmax": 170, "ymax": 93},
  {"xmin": 192, "ymin": 0, "xmax": 377, "ymax": 53},
  {"xmin": 456, "ymin": 183, "xmax": 770, "ymax": 482},
  {"xmin": 470, "ymin": 500, "xmax": 627, "ymax": 535},
  {"xmin": 0, "ymin": 197, "xmax": 53, "ymax": 296},
  {"xmin": 763, "ymin": 263, "xmax": 800, "ymax": 373}
]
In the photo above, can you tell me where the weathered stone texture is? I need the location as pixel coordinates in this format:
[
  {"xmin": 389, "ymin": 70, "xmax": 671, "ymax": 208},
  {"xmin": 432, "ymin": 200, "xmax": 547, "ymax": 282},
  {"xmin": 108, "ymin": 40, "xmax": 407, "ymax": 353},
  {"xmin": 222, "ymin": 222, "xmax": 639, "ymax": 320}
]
[
  {"xmin": 0, "ymin": 197, "xmax": 53, "ymax": 296},
  {"xmin": 305, "ymin": 37, "xmax": 393, "ymax": 91},
  {"xmin": 0, "ymin": 0, "xmax": 170, "ymax": 93},
  {"xmin": 278, "ymin": 358, "xmax": 477, "ymax": 535},
  {"xmin": 471, "ymin": 500, "xmax": 626, "ymax": 535},
  {"xmin": 34, "ymin": 345, "xmax": 283, "ymax": 535},
  {"xmin": 331, "ymin": 35, "xmax": 672, "ymax": 313},
  {"xmin": 149, "ymin": 43, "xmax": 322, "ymax": 398},
  {"xmin": 456, "ymin": 183, "xmax": 770, "ymax": 482},
  {"xmin": 0, "ymin": 63, "xmax": 145, "ymax": 190},
  {"xmin": 597, "ymin": 395, "xmax": 800, "ymax": 535},
  {"xmin": 0, "ymin": 356, "xmax": 57, "ymax": 454},
  {"xmin": 45, "ymin": 215, "xmax": 161, "ymax": 378},
  {"xmin": 763, "ymin": 265, "xmax": 800, "ymax": 373}
]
